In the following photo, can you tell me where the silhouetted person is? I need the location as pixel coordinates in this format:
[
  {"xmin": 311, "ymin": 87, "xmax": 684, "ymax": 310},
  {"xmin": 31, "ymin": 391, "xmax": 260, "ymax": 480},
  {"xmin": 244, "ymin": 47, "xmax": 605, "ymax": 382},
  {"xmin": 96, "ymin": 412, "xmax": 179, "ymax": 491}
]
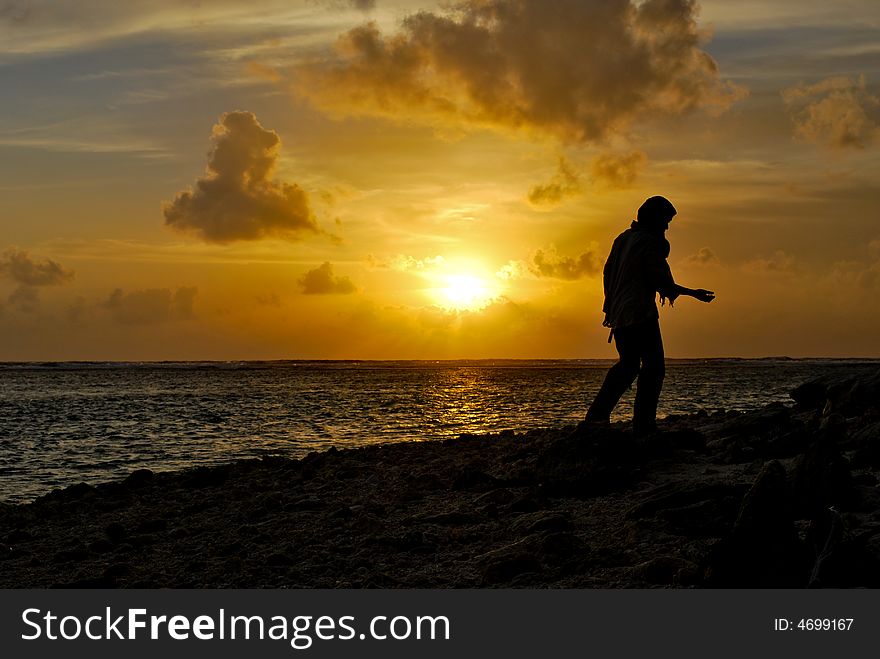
[{"xmin": 585, "ymin": 196, "xmax": 714, "ymax": 435}]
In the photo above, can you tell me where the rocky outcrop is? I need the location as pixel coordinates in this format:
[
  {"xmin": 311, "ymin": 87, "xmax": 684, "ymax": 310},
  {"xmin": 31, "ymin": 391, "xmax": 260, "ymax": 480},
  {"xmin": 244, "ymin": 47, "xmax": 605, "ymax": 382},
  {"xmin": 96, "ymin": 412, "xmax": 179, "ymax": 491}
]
[{"xmin": 2, "ymin": 369, "xmax": 880, "ymax": 588}]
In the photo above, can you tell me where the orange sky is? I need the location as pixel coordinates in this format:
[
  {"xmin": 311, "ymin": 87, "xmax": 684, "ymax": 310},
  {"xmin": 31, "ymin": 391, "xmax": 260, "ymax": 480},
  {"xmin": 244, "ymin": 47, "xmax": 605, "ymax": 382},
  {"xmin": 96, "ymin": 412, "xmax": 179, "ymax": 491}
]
[{"xmin": 1, "ymin": 0, "xmax": 879, "ymax": 359}]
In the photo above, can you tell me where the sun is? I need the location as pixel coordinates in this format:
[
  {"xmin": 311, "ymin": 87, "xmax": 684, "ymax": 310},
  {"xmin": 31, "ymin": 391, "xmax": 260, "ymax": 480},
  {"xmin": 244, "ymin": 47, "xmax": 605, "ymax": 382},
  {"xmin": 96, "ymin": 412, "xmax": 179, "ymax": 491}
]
[{"xmin": 430, "ymin": 271, "xmax": 499, "ymax": 312}]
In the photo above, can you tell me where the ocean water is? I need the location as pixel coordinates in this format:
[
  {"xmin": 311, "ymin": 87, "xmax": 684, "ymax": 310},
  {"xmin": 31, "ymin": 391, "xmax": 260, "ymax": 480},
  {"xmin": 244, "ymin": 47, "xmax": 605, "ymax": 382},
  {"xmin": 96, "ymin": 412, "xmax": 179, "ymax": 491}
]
[{"xmin": 1, "ymin": 359, "xmax": 878, "ymax": 503}]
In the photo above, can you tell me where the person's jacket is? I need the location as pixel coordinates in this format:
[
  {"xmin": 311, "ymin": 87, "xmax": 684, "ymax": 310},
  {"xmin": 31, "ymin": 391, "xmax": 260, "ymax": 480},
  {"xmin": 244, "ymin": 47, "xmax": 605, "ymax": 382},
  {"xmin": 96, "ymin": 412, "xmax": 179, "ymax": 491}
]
[{"xmin": 602, "ymin": 221, "xmax": 676, "ymax": 330}]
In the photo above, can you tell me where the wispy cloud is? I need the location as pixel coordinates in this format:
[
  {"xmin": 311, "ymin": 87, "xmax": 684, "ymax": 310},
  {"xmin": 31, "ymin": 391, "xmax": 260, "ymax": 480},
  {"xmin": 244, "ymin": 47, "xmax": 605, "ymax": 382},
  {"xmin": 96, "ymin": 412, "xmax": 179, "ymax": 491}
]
[{"xmin": 527, "ymin": 157, "xmax": 581, "ymax": 207}]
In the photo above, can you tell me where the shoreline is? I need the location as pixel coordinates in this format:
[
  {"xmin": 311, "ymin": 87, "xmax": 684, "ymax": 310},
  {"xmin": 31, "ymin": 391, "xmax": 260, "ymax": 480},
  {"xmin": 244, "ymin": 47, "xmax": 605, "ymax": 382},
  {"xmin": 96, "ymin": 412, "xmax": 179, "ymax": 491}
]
[{"xmin": 2, "ymin": 369, "xmax": 880, "ymax": 588}]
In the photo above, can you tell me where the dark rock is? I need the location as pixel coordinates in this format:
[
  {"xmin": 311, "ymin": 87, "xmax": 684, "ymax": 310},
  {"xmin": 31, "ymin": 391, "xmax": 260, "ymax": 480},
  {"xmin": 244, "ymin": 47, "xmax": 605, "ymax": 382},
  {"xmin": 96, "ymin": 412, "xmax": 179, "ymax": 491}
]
[
  {"xmin": 4, "ymin": 529, "xmax": 32, "ymax": 544},
  {"xmin": 103, "ymin": 563, "xmax": 133, "ymax": 578},
  {"xmin": 52, "ymin": 546, "xmax": 90, "ymax": 564},
  {"xmin": 419, "ymin": 511, "xmax": 480, "ymax": 525},
  {"xmin": 659, "ymin": 497, "xmax": 742, "ymax": 537},
  {"xmin": 88, "ymin": 539, "xmax": 113, "ymax": 554},
  {"xmin": 511, "ymin": 512, "xmax": 572, "ymax": 535},
  {"xmin": 634, "ymin": 556, "xmax": 695, "ymax": 585},
  {"xmin": 805, "ymin": 509, "xmax": 880, "ymax": 587},
  {"xmin": 183, "ymin": 465, "xmax": 229, "ymax": 489},
  {"xmin": 503, "ymin": 494, "xmax": 546, "ymax": 514},
  {"xmin": 64, "ymin": 483, "xmax": 96, "ymax": 499},
  {"xmin": 791, "ymin": 436, "xmax": 855, "ymax": 519},
  {"xmin": 664, "ymin": 429, "xmax": 707, "ymax": 451},
  {"xmin": 104, "ymin": 522, "xmax": 127, "ymax": 543},
  {"xmin": 481, "ymin": 553, "xmax": 541, "ymax": 584},
  {"xmin": 626, "ymin": 482, "xmax": 749, "ymax": 520},
  {"xmin": 535, "ymin": 430, "xmax": 638, "ymax": 498},
  {"xmin": 538, "ymin": 532, "xmax": 583, "ymax": 558},
  {"xmin": 452, "ymin": 467, "xmax": 498, "ymax": 491},
  {"xmin": 792, "ymin": 369, "xmax": 880, "ymax": 416},
  {"xmin": 790, "ymin": 381, "xmax": 828, "ymax": 409},
  {"xmin": 288, "ymin": 498, "xmax": 325, "ymax": 512},
  {"xmin": 853, "ymin": 473, "xmax": 878, "ymax": 487},
  {"xmin": 123, "ymin": 469, "xmax": 154, "ymax": 487},
  {"xmin": 702, "ymin": 461, "xmax": 811, "ymax": 587},
  {"xmin": 52, "ymin": 575, "xmax": 117, "ymax": 588},
  {"xmin": 265, "ymin": 552, "xmax": 295, "ymax": 567},
  {"xmin": 850, "ymin": 422, "xmax": 880, "ymax": 468},
  {"xmin": 136, "ymin": 518, "xmax": 168, "ymax": 534}
]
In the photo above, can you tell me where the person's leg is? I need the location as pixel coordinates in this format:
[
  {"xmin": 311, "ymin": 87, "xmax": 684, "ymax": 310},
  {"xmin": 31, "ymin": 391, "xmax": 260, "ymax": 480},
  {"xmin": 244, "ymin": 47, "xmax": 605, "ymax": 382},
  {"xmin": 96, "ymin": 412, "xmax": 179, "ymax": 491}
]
[
  {"xmin": 585, "ymin": 325, "xmax": 640, "ymax": 422},
  {"xmin": 633, "ymin": 318, "xmax": 665, "ymax": 435}
]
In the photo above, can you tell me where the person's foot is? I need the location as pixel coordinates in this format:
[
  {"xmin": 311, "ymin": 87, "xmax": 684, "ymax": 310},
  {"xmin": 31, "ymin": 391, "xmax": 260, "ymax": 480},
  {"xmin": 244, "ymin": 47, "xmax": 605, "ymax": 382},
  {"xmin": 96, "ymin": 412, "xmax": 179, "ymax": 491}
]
[{"xmin": 569, "ymin": 416, "xmax": 610, "ymax": 439}]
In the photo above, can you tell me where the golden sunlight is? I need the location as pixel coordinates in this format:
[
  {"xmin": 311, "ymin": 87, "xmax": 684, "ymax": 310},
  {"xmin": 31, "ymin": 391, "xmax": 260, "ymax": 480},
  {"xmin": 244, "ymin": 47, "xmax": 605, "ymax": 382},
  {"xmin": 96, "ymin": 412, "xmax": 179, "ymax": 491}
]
[{"xmin": 431, "ymin": 272, "xmax": 498, "ymax": 312}]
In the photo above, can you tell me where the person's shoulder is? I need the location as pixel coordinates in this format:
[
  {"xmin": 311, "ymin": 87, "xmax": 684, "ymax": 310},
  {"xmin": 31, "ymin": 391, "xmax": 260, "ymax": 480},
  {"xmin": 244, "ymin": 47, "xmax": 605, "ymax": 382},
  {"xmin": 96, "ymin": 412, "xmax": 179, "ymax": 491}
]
[
  {"xmin": 632, "ymin": 230, "xmax": 669, "ymax": 256},
  {"xmin": 613, "ymin": 227, "xmax": 634, "ymax": 244}
]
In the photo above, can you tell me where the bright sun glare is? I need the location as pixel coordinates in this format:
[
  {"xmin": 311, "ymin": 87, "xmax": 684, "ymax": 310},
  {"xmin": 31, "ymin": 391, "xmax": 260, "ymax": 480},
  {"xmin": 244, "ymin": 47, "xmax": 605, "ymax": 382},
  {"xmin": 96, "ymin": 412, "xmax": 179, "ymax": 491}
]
[{"xmin": 434, "ymin": 272, "xmax": 497, "ymax": 311}]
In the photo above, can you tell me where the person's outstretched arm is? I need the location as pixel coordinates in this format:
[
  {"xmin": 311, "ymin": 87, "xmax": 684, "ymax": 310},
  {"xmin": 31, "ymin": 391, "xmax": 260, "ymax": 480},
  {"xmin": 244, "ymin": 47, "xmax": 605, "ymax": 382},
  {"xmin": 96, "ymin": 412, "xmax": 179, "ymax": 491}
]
[{"xmin": 670, "ymin": 284, "xmax": 715, "ymax": 303}]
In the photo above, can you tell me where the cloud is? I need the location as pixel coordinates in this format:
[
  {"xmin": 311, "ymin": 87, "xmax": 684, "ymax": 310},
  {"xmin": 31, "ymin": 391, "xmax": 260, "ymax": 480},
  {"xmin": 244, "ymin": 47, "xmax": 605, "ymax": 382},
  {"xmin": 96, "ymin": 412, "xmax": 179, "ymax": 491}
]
[
  {"xmin": 685, "ymin": 246, "xmax": 719, "ymax": 265},
  {"xmin": 495, "ymin": 260, "xmax": 529, "ymax": 281},
  {"xmin": 367, "ymin": 254, "xmax": 446, "ymax": 272},
  {"xmin": 102, "ymin": 287, "xmax": 198, "ymax": 325},
  {"xmin": 255, "ymin": 292, "xmax": 282, "ymax": 307},
  {"xmin": 299, "ymin": 262, "xmax": 357, "ymax": 294},
  {"xmin": 527, "ymin": 157, "xmax": 581, "ymax": 207},
  {"xmin": 782, "ymin": 75, "xmax": 880, "ymax": 150},
  {"xmin": 743, "ymin": 250, "xmax": 796, "ymax": 273},
  {"xmin": 313, "ymin": 0, "xmax": 376, "ymax": 11},
  {"xmin": 0, "ymin": 248, "xmax": 74, "ymax": 286},
  {"xmin": 830, "ymin": 239, "xmax": 880, "ymax": 290},
  {"xmin": 0, "ymin": 1, "xmax": 31, "ymax": 25},
  {"xmin": 0, "ymin": 248, "xmax": 75, "ymax": 313},
  {"xmin": 7, "ymin": 285, "xmax": 39, "ymax": 313},
  {"xmin": 531, "ymin": 246, "xmax": 602, "ymax": 280},
  {"xmin": 163, "ymin": 111, "xmax": 320, "ymax": 243},
  {"xmin": 296, "ymin": 0, "xmax": 745, "ymax": 143},
  {"xmin": 590, "ymin": 150, "xmax": 647, "ymax": 189},
  {"xmin": 499, "ymin": 245, "xmax": 602, "ymax": 281}
]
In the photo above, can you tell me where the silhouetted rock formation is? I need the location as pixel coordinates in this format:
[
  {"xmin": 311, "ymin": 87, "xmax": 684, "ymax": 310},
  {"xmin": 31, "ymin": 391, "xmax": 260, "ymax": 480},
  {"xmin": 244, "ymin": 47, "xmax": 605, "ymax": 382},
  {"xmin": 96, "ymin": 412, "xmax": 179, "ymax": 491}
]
[{"xmin": 2, "ymin": 368, "xmax": 880, "ymax": 588}]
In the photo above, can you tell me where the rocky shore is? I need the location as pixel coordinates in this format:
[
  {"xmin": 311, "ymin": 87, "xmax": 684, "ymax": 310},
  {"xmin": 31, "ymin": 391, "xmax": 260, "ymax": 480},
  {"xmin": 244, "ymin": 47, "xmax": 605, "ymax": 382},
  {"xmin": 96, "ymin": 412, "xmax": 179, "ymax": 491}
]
[{"xmin": 2, "ymin": 369, "xmax": 880, "ymax": 588}]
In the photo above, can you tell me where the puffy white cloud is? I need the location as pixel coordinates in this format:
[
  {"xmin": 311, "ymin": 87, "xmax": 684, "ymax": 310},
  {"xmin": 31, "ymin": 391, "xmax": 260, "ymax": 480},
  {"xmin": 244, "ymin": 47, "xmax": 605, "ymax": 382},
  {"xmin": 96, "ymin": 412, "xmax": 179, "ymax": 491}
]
[{"xmin": 163, "ymin": 111, "xmax": 320, "ymax": 243}]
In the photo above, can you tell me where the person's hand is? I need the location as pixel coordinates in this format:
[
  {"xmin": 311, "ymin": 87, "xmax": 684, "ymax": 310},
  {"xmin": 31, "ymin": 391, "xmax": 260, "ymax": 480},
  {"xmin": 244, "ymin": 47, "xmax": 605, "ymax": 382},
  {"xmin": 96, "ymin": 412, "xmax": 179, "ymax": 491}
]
[
  {"xmin": 660, "ymin": 289, "xmax": 680, "ymax": 307},
  {"xmin": 692, "ymin": 288, "xmax": 715, "ymax": 303}
]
